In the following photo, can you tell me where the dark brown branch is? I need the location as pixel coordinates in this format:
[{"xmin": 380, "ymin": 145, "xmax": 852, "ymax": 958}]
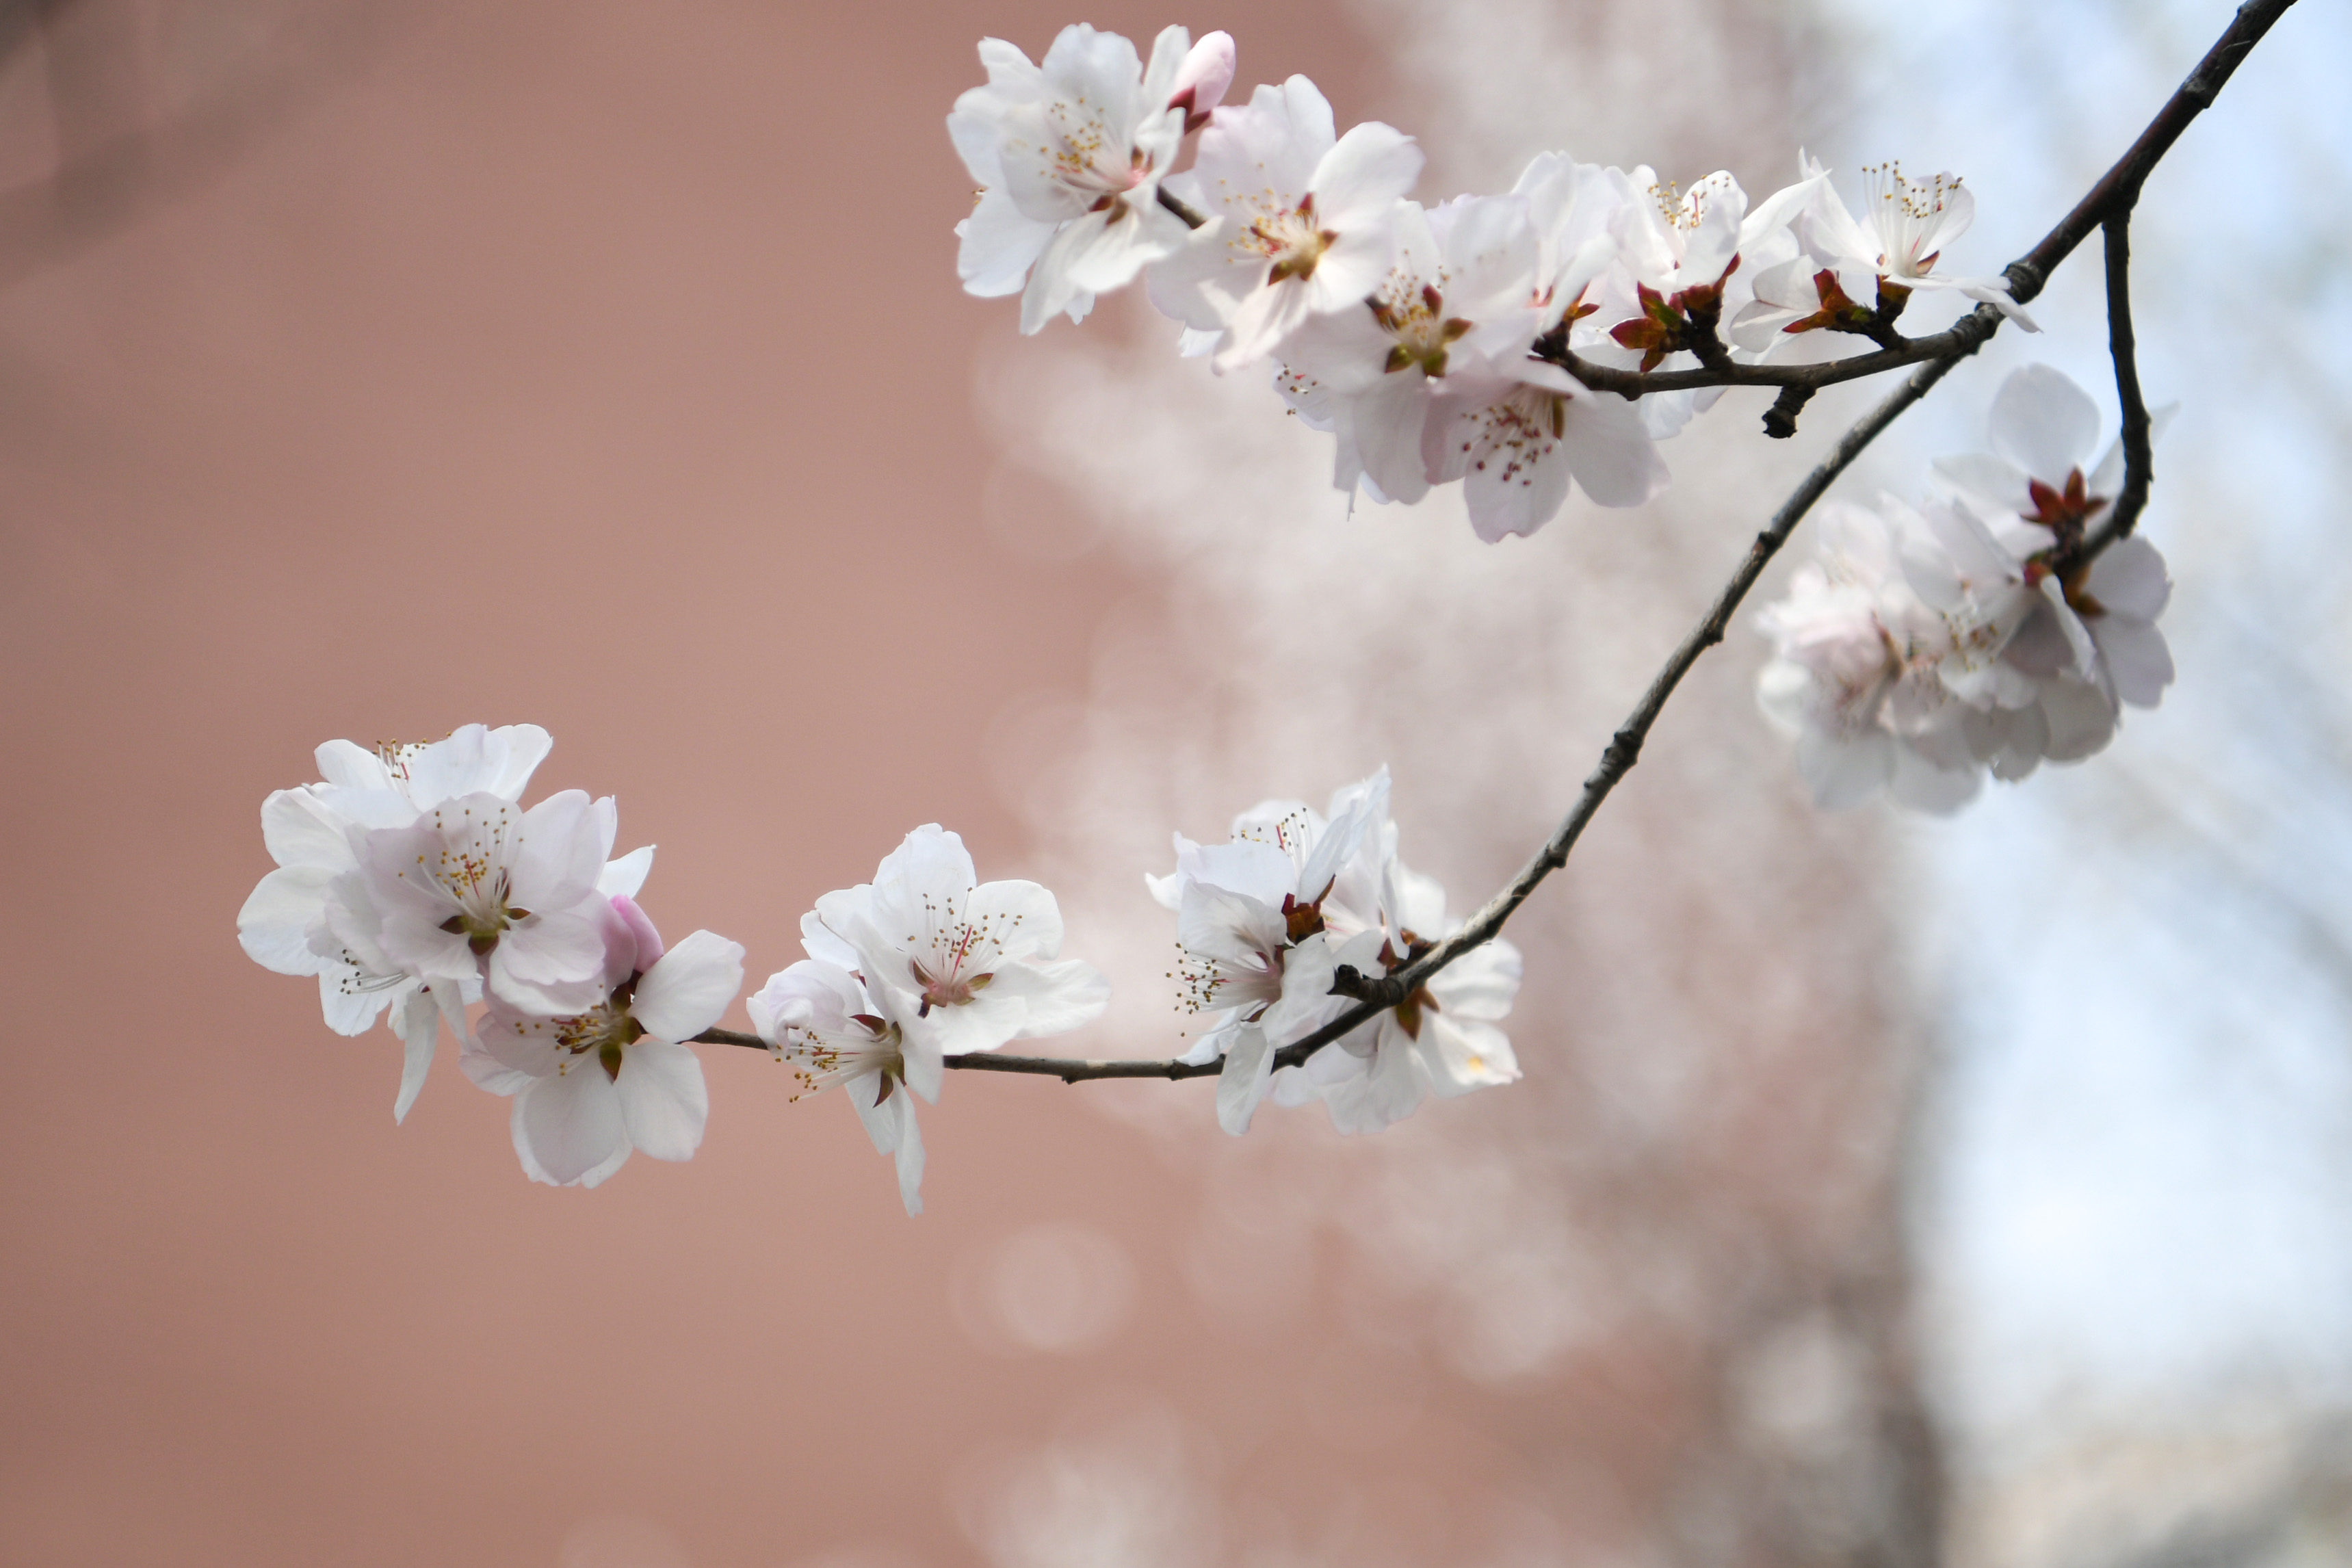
[
  {"xmin": 701, "ymin": 0, "xmax": 2290, "ymax": 1089},
  {"xmin": 2086, "ymin": 212, "xmax": 2155, "ymax": 556},
  {"xmin": 1553, "ymin": 311, "xmax": 2000, "ymax": 400}
]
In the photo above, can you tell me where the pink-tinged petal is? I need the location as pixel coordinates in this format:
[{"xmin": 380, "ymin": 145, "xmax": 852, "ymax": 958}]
[
  {"xmin": 1214, "ymin": 275, "xmax": 1316, "ymax": 372},
  {"xmin": 239, "ymin": 865, "xmax": 335, "ymax": 975},
  {"xmin": 1018, "ymin": 209, "xmax": 1104, "ymax": 334},
  {"xmin": 313, "ymin": 739, "xmax": 391, "ymax": 792},
  {"xmin": 632, "ymin": 930, "xmax": 746, "ymax": 1042},
  {"xmin": 389, "ymin": 984, "xmax": 440, "ymax": 1124},
  {"xmin": 1060, "ymin": 199, "xmax": 1189, "ymax": 298},
  {"xmin": 260, "ymin": 788, "xmax": 356, "ymax": 871},
  {"xmin": 512, "ymin": 1067, "xmax": 631, "ymax": 1187},
  {"xmin": 846, "ymin": 1067, "xmax": 902, "ymax": 1155},
  {"xmin": 609, "ymin": 895, "xmax": 665, "ymax": 974},
  {"xmin": 1932, "ymin": 453, "xmax": 2034, "ymax": 513},
  {"xmin": 947, "ymin": 105, "xmax": 1008, "ymax": 190},
  {"xmin": 402, "ymin": 724, "xmax": 487, "ymax": 808},
  {"xmin": 1556, "ymin": 387, "xmax": 1669, "ymax": 508},
  {"xmin": 2038, "ymin": 576, "xmax": 2100, "ymax": 677},
  {"xmin": 488, "ymin": 906, "xmax": 610, "ymax": 1009},
  {"xmin": 958, "ymin": 190, "xmax": 1052, "ymax": 301},
  {"xmin": 1177, "ymin": 883, "xmax": 1288, "ymax": 972},
  {"xmin": 458, "ymin": 1034, "xmax": 536, "ymax": 1097},
  {"xmin": 891, "ymin": 1101, "xmax": 926, "ymax": 1216},
  {"xmin": 318, "ymin": 966, "xmax": 393, "ymax": 1035},
  {"xmin": 1166, "ymin": 30, "xmax": 1233, "ymax": 126},
  {"xmin": 901, "ymin": 1033, "xmax": 944, "ymax": 1103},
  {"xmin": 906, "ymin": 988, "xmax": 1030, "ymax": 1058},
  {"xmin": 869, "ymin": 824, "xmax": 977, "ymax": 914},
  {"xmin": 1463, "ymin": 412, "xmax": 1574, "ymax": 542},
  {"xmin": 1740, "ymin": 170, "xmax": 1824, "ymax": 250},
  {"xmin": 1988, "ymin": 364, "xmax": 2101, "ymax": 486},
  {"xmin": 2086, "ymin": 536, "xmax": 2171, "ymax": 620},
  {"xmin": 1309, "ymin": 122, "xmax": 1422, "ymax": 228},
  {"xmin": 1175, "ymin": 838, "xmax": 1296, "ymax": 910},
  {"xmin": 963, "ymin": 877, "xmax": 1066, "ymax": 961},
  {"xmin": 482, "ymin": 724, "xmax": 553, "ymax": 800},
  {"xmin": 2039, "ymin": 678, "xmax": 2118, "ymax": 762},
  {"xmin": 471, "ymin": 1007, "xmax": 566, "ymax": 1077},
  {"xmin": 1301, "ymin": 223, "xmax": 1394, "ymax": 315},
  {"xmin": 1216, "ymin": 1024, "xmax": 1277, "ymax": 1136},
  {"xmin": 976, "ymin": 36, "xmax": 1043, "ymax": 93},
  {"xmin": 1143, "ymin": 215, "xmax": 1251, "ymax": 335},
  {"xmin": 615, "ymin": 1039, "xmax": 708, "ymax": 1163},
  {"xmin": 597, "ymin": 845, "xmax": 654, "ymax": 900},
  {"xmin": 1429, "ymin": 938, "xmax": 1522, "ymax": 1023},
  {"xmin": 1347, "ymin": 372, "xmax": 1434, "ymax": 505},
  {"xmin": 507, "ymin": 790, "xmax": 604, "ymax": 913},
  {"xmin": 2094, "ymin": 618, "xmax": 2174, "ymax": 707},
  {"xmin": 1193, "ymin": 79, "xmax": 1331, "ymax": 205},
  {"xmin": 799, "ymin": 906, "xmax": 865, "ymax": 971},
  {"xmin": 748, "ymin": 958, "xmax": 867, "ymax": 1043},
  {"xmin": 994, "ymin": 959, "xmax": 1111, "ymax": 1040}
]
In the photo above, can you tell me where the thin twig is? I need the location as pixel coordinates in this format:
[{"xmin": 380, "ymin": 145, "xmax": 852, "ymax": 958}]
[
  {"xmin": 1157, "ymin": 185, "xmax": 1207, "ymax": 231},
  {"xmin": 2083, "ymin": 212, "xmax": 2155, "ymax": 557},
  {"xmin": 700, "ymin": 0, "xmax": 2295, "ymax": 1087},
  {"xmin": 692, "ymin": 1024, "xmax": 1219, "ymax": 1082}
]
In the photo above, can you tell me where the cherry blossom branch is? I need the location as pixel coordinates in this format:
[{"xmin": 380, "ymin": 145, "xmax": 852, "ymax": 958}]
[
  {"xmin": 690, "ymin": 354, "xmax": 1961, "ymax": 1084},
  {"xmin": 1539, "ymin": 0, "xmax": 2292, "ymax": 422},
  {"xmin": 690, "ymin": 0, "xmax": 2286, "ymax": 1087}
]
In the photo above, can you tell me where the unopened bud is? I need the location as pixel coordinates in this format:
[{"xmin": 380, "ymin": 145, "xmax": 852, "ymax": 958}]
[{"xmin": 1168, "ymin": 31, "xmax": 1235, "ymax": 133}]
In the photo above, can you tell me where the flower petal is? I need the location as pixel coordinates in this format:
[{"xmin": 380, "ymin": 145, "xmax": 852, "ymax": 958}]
[
  {"xmin": 616, "ymin": 1039, "xmax": 709, "ymax": 1163},
  {"xmin": 1988, "ymin": 364, "xmax": 2101, "ymax": 486},
  {"xmin": 631, "ymin": 930, "xmax": 746, "ymax": 1043},
  {"xmin": 512, "ymin": 1067, "xmax": 631, "ymax": 1188}
]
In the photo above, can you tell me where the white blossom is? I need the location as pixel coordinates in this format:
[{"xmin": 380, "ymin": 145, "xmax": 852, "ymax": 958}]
[
  {"xmin": 465, "ymin": 897, "xmax": 744, "ymax": 1188},
  {"xmin": 1734, "ymin": 156, "xmax": 2036, "ymax": 350},
  {"xmin": 751, "ymin": 959, "xmax": 928, "ymax": 1216},
  {"xmin": 1270, "ymin": 192, "xmax": 1668, "ymax": 534},
  {"xmin": 1148, "ymin": 75, "xmax": 1423, "ymax": 371},
  {"xmin": 340, "ymin": 787, "xmax": 618, "ymax": 1017},
  {"xmin": 950, "ymin": 24, "xmax": 1215, "ymax": 333},
  {"xmin": 1754, "ymin": 501, "xmax": 1983, "ymax": 812},
  {"xmin": 237, "ymin": 724, "xmax": 581, "ymax": 1121},
  {"xmin": 1580, "ymin": 165, "xmax": 1820, "ymax": 437},
  {"xmin": 804, "ymin": 824, "xmax": 1110, "ymax": 1073},
  {"xmin": 1279, "ymin": 861, "xmax": 1523, "ymax": 1135},
  {"xmin": 1149, "ymin": 770, "xmax": 1395, "ymax": 1133}
]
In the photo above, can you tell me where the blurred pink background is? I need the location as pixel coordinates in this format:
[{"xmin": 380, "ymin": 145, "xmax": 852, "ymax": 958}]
[{"xmin": 0, "ymin": 2, "xmax": 1400, "ymax": 1562}]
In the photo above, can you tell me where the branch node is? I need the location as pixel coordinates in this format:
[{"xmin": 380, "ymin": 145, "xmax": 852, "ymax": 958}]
[
  {"xmin": 1330, "ymin": 963, "xmax": 1407, "ymax": 1008},
  {"xmin": 1762, "ymin": 384, "xmax": 1816, "ymax": 439}
]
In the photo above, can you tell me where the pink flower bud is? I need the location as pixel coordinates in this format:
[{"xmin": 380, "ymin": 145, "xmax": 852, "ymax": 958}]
[
  {"xmin": 1168, "ymin": 31, "xmax": 1235, "ymax": 133},
  {"xmin": 609, "ymin": 893, "xmax": 665, "ymax": 976}
]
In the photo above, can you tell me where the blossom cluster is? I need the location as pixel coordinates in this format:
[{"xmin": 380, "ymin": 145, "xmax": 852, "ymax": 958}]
[
  {"xmin": 1754, "ymin": 364, "xmax": 2175, "ymax": 811},
  {"xmin": 950, "ymin": 23, "xmax": 2031, "ymax": 543},
  {"xmin": 241, "ymin": 737, "xmax": 1517, "ymax": 1212},
  {"xmin": 1150, "ymin": 766, "xmax": 1523, "ymax": 1138},
  {"xmin": 235, "ymin": 725, "xmax": 745, "ymax": 1186}
]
